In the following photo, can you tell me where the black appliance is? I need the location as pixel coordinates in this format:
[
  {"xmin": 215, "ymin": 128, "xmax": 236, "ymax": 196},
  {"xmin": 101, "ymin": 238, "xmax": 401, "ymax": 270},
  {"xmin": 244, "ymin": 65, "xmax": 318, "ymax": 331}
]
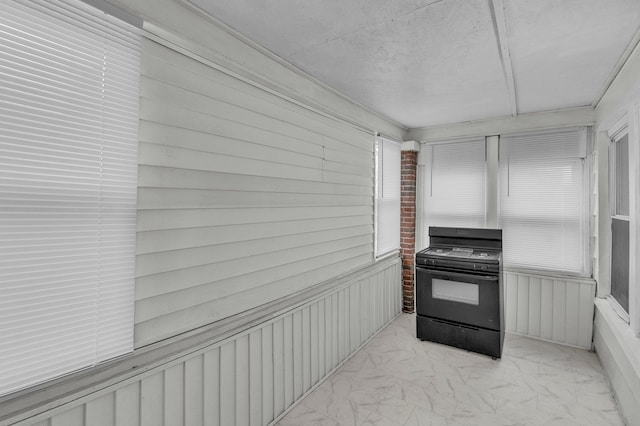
[{"xmin": 415, "ymin": 227, "xmax": 503, "ymax": 358}]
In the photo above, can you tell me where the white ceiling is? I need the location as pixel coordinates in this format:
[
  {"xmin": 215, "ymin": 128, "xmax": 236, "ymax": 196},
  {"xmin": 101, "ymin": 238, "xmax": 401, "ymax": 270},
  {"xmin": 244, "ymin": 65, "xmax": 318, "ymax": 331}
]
[{"xmin": 189, "ymin": 0, "xmax": 640, "ymax": 129}]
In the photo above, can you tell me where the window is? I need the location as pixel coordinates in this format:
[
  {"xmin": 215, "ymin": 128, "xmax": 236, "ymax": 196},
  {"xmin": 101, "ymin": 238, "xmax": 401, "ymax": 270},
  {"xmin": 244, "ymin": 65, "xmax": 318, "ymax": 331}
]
[
  {"xmin": 420, "ymin": 138, "xmax": 486, "ymax": 246},
  {"xmin": 375, "ymin": 136, "xmax": 400, "ymax": 257},
  {"xmin": 499, "ymin": 128, "xmax": 589, "ymax": 276},
  {"xmin": 0, "ymin": 0, "xmax": 141, "ymax": 396},
  {"xmin": 610, "ymin": 131, "xmax": 630, "ymax": 316},
  {"xmin": 417, "ymin": 128, "xmax": 590, "ymax": 276}
]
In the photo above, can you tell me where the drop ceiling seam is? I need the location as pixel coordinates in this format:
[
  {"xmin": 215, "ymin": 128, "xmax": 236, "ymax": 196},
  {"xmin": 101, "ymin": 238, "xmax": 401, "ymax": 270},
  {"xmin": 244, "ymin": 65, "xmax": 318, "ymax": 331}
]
[
  {"xmin": 592, "ymin": 25, "xmax": 640, "ymax": 110},
  {"xmin": 176, "ymin": 0, "xmax": 640, "ymax": 130},
  {"xmin": 490, "ymin": 0, "xmax": 517, "ymax": 117}
]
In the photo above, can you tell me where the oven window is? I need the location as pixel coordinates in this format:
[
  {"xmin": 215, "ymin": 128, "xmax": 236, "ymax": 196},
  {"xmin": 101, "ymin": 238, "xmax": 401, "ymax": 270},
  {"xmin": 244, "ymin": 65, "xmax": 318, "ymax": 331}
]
[{"xmin": 432, "ymin": 279, "xmax": 479, "ymax": 305}]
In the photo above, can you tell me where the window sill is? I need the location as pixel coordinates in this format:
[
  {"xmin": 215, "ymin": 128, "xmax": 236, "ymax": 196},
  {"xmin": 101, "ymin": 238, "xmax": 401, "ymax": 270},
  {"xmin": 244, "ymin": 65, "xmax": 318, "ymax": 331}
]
[
  {"xmin": 594, "ymin": 298, "xmax": 640, "ymax": 373},
  {"xmin": 503, "ymin": 267, "xmax": 595, "ymax": 284},
  {"xmin": 593, "ymin": 298, "xmax": 640, "ymax": 425},
  {"xmin": 375, "ymin": 249, "xmax": 400, "ymax": 262},
  {"xmin": 606, "ymin": 295, "xmax": 630, "ymax": 323}
]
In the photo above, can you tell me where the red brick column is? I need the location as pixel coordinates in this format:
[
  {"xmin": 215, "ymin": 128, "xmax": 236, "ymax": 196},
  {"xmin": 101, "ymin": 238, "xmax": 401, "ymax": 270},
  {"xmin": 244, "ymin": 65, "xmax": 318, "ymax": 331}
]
[{"xmin": 401, "ymin": 149, "xmax": 418, "ymax": 313}]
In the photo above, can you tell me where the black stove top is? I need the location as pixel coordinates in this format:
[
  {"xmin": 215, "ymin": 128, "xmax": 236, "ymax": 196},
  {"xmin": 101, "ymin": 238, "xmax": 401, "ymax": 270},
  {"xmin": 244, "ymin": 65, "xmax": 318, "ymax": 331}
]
[
  {"xmin": 420, "ymin": 246, "xmax": 500, "ymax": 263},
  {"xmin": 416, "ymin": 227, "xmax": 503, "ymax": 273}
]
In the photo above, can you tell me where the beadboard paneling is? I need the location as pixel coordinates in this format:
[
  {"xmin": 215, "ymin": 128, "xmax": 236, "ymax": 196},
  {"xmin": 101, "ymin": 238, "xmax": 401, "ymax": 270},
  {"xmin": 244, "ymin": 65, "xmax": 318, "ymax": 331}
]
[
  {"xmin": 135, "ymin": 37, "xmax": 377, "ymax": 347},
  {"xmin": 13, "ymin": 259, "xmax": 401, "ymax": 426},
  {"xmin": 504, "ymin": 270, "xmax": 596, "ymax": 349}
]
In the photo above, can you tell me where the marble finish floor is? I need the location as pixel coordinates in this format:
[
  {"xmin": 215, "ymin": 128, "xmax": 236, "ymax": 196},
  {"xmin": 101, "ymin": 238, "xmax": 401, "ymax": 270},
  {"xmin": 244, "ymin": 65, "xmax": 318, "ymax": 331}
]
[{"xmin": 276, "ymin": 314, "xmax": 624, "ymax": 426}]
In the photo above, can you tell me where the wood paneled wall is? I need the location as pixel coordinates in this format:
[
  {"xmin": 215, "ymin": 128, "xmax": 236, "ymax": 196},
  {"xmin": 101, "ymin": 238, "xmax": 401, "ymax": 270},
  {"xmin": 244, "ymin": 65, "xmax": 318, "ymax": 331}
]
[
  {"xmin": 15, "ymin": 258, "xmax": 402, "ymax": 426},
  {"xmin": 504, "ymin": 270, "xmax": 596, "ymax": 349},
  {"xmin": 2, "ymin": 3, "xmax": 407, "ymax": 423},
  {"xmin": 135, "ymin": 38, "xmax": 378, "ymax": 347}
]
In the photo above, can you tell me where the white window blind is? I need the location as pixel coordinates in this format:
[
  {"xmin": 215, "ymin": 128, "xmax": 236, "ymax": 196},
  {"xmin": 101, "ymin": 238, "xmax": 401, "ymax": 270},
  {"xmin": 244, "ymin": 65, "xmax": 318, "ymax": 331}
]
[
  {"xmin": 499, "ymin": 128, "xmax": 588, "ymax": 276},
  {"xmin": 375, "ymin": 137, "xmax": 400, "ymax": 256},
  {"xmin": 0, "ymin": 0, "xmax": 140, "ymax": 396},
  {"xmin": 421, "ymin": 138, "xmax": 486, "ymax": 246}
]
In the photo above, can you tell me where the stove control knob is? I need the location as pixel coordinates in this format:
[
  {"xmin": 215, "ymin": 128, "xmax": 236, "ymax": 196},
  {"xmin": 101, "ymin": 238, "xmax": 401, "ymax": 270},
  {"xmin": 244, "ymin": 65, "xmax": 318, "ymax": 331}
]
[
  {"xmin": 474, "ymin": 263, "xmax": 488, "ymax": 271},
  {"xmin": 426, "ymin": 259, "xmax": 436, "ymax": 266}
]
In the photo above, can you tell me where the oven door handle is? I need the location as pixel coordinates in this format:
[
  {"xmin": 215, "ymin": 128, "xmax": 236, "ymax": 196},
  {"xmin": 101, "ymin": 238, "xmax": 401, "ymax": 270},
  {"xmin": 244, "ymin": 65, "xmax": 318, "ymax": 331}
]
[{"xmin": 422, "ymin": 269, "xmax": 499, "ymax": 282}]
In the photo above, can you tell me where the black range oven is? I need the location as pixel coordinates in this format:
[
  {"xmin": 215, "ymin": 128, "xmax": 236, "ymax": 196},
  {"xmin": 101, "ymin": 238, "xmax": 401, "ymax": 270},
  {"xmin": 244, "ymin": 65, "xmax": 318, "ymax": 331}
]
[{"xmin": 415, "ymin": 227, "xmax": 504, "ymax": 358}]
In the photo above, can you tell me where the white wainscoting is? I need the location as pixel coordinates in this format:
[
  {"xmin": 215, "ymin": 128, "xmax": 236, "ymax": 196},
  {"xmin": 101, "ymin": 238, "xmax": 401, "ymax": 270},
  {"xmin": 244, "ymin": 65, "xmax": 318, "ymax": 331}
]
[
  {"xmin": 504, "ymin": 270, "xmax": 596, "ymax": 349},
  {"xmin": 593, "ymin": 299, "xmax": 640, "ymax": 426},
  {"xmin": 7, "ymin": 258, "xmax": 401, "ymax": 426}
]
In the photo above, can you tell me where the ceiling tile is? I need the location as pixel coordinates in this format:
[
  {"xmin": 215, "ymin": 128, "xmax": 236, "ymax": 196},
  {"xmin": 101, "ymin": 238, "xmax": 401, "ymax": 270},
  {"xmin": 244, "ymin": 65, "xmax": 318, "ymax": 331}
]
[
  {"xmin": 505, "ymin": 0, "xmax": 640, "ymax": 114},
  {"xmin": 289, "ymin": 0, "xmax": 512, "ymax": 127},
  {"xmin": 190, "ymin": 0, "xmax": 441, "ymax": 57},
  {"xmin": 189, "ymin": 0, "xmax": 640, "ymax": 129}
]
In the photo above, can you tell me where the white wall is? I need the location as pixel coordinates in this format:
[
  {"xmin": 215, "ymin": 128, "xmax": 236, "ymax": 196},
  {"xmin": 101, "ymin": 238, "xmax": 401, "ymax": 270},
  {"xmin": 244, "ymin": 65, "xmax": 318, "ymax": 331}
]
[
  {"xmin": 407, "ymin": 107, "xmax": 594, "ymax": 142},
  {"xmin": 70, "ymin": 0, "xmax": 407, "ymax": 348},
  {"xmin": 0, "ymin": 1, "xmax": 406, "ymax": 423},
  {"xmin": 594, "ymin": 299, "xmax": 640, "ymax": 426},
  {"xmin": 592, "ymin": 35, "xmax": 640, "ymax": 426},
  {"xmin": 504, "ymin": 271, "xmax": 595, "ymax": 349},
  {"xmin": 113, "ymin": 0, "xmax": 405, "ymax": 141},
  {"xmin": 4, "ymin": 258, "xmax": 402, "ymax": 426},
  {"xmin": 135, "ymin": 35, "xmax": 379, "ymax": 346}
]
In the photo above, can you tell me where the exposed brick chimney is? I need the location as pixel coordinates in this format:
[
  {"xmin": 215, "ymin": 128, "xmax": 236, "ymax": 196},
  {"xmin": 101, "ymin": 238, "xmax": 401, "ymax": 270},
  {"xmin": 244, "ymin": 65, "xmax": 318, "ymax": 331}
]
[{"xmin": 400, "ymin": 142, "xmax": 419, "ymax": 313}]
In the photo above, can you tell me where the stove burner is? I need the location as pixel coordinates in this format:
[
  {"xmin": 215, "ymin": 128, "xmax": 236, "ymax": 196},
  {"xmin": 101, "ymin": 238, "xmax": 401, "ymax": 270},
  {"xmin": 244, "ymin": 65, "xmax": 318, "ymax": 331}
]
[{"xmin": 423, "ymin": 247, "xmax": 500, "ymax": 262}]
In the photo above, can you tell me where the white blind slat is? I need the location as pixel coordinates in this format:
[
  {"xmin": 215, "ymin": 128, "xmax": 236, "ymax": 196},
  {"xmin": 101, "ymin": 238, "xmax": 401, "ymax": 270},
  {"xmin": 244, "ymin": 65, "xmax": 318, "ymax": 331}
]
[
  {"xmin": 375, "ymin": 138, "xmax": 400, "ymax": 256},
  {"xmin": 421, "ymin": 138, "xmax": 486, "ymax": 246},
  {"xmin": 0, "ymin": 0, "xmax": 140, "ymax": 396},
  {"xmin": 499, "ymin": 128, "xmax": 587, "ymax": 275}
]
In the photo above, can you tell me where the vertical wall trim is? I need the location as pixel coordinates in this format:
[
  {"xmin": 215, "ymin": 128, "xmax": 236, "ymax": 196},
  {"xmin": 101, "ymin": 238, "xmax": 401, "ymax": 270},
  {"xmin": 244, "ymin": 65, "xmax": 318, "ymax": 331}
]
[
  {"xmin": 629, "ymin": 101, "xmax": 640, "ymax": 335},
  {"xmin": 504, "ymin": 270, "xmax": 596, "ymax": 349},
  {"xmin": 597, "ymin": 131, "xmax": 612, "ymax": 296},
  {"xmin": 485, "ymin": 135, "xmax": 500, "ymax": 228}
]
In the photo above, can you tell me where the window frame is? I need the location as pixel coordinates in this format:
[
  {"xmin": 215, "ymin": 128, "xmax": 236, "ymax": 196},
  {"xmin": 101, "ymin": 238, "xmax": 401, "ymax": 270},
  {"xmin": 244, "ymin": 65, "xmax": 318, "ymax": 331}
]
[
  {"xmin": 607, "ymin": 117, "xmax": 633, "ymax": 324},
  {"xmin": 374, "ymin": 135, "xmax": 401, "ymax": 258},
  {"xmin": 417, "ymin": 127, "xmax": 591, "ymax": 278},
  {"xmin": 418, "ymin": 137, "xmax": 487, "ymax": 250},
  {"xmin": 498, "ymin": 127, "xmax": 591, "ymax": 278}
]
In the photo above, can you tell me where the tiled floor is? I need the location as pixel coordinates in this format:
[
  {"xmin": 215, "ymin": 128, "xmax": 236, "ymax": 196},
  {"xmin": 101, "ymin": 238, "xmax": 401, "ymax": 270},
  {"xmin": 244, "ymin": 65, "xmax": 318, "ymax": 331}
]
[{"xmin": 276, "ymin": 314, "xmax": 624, "ymax": 426}]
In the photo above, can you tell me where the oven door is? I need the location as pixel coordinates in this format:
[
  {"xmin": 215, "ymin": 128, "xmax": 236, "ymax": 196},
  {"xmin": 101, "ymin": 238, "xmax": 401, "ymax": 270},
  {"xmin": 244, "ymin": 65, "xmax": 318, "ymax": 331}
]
[{"xmin": 416, "ymin": 267, "xmax": 500, "ymax": 330}]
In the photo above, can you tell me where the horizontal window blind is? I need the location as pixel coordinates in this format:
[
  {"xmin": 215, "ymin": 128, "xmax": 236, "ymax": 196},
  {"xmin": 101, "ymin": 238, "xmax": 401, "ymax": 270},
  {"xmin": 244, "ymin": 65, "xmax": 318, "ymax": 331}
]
[
  {"xmin": 421, "ymin": 138, "xmax": 486, "ymax": 247},
  {"xmin": 499, "ymin": 128, "xmax": 588, "ymax": 275},
  {"xmin": 0, "ymin": 0, "xmax": 140, "ymax": 396},
  {"xmin": 375, "ymin": 137, "xmax": 400, "ymax": 256}
]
